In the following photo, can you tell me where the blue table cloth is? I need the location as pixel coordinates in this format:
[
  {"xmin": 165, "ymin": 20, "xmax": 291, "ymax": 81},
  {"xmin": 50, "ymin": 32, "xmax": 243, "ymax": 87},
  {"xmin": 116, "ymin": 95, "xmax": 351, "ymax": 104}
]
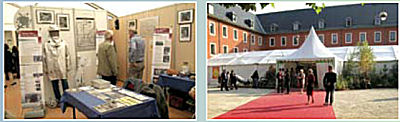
[
  {"xmin": 60, "ymin": 90, "xmax": 160, "ymax": 119},
  {"xmin": 157, "ymin": 74, "xmax": 195, "ymax": 93}
]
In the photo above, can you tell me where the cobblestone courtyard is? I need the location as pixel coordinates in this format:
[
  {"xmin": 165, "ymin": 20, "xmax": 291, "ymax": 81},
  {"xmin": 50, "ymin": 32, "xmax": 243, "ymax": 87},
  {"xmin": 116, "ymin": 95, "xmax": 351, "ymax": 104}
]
[{"xmin": 208, "ymin": 88, "xmax": 398, "ymax": 119}]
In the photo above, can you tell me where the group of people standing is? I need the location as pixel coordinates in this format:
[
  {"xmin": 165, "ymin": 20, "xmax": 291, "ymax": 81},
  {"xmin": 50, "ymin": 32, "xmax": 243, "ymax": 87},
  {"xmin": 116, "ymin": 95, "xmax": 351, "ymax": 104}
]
[
  {"xmin": 219, "ymin": 69, "xmax": 238, "ymax": 91},
  {"xmin": 4, "ymin": 42, "xmax": 19, "ymax": 88},
  {"xmin": 276, "ymin": 66, "xmax": 337, "ymax": 105}
]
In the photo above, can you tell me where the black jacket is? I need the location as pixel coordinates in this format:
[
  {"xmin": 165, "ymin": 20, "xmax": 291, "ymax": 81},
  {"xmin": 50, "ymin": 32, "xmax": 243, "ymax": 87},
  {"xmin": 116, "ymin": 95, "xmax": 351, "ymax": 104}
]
[{"xmin": 323, "ymin": 72, "xmax": 337, "ymax": 88}]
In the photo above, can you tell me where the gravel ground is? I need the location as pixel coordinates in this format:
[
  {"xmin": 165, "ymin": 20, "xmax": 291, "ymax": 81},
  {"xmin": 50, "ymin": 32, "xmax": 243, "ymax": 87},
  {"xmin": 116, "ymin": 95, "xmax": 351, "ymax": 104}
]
[
  {"xmin": 333, "ymin": 88, "xmax": 398, "ymax": 119},
  {"xmin": 207, "ymin": 88, "xmax": 273, "ymax": 119}
]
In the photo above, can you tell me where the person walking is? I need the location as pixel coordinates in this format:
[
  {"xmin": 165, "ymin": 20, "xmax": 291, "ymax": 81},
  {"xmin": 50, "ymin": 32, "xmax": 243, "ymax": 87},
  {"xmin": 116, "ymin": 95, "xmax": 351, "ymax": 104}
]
[
  {"xmin": 306, "ymin": 69, "xmax": 315, "ymax": 104},
  {"xmin": 230, "ymin": 70, "xmax": 238, "ymax": 90},
  {"xmin": 323, "ymin": 65, "xmax": 337, "ymax": 106},
  {"xmin": 4, "ymin": 44, "xmax": 13, "ymax": 88},
  {"xmin": 97, "ymin": 30, "xmax": 119, "ymax": 85},
  {"xmin": 128, "ymin": 30, "xmax": 145, "ymax": 80},
  {"xmin": 285, "ymin": 69, "xmax": 291, "ymax": 94},
  {"xmin": 276, "ymin": 69, "xmax": 284, "ymax": 93},
  {"xmin": 251, "ymin": 70, "xmax": 259, "ymax": 88},
  {"xmin": 298, "ymin": 69, "xmax": 306, "ymax": 94},
  {"xmin": 220, "ymin": 69, "xmax": 229, "ymax": 91}
]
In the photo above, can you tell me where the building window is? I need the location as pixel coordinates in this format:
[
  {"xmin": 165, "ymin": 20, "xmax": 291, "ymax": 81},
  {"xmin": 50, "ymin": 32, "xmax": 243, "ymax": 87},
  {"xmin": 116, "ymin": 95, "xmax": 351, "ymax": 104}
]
[
  {"xmin": 331, "ymin": 33, "xmax": 338, "ymax": 44},
  {"xmin": 374, "ymin": 18, "xmax": 381, "ymax": 25},
  {"xmin": 318, "ymin": 19, "xmax": 325, "ymax": 29},
  {"xmin": 209, "ymin": 21, "xmax": 215, "ymax": 36},
  {"xmin": 251, "ymin": 35, "xmax": 256, "ymax": 45},
  {"xmin": 222, "ymin": 25, "xmax": 228, "ymax": 38},
  {"xmin": 223, "ymin": 45, "xmax": 228, "ymax": 54},
  {"xmin": 345, "ymin": 33, "xmax": 352, "ymax": 43},
  {"xmin": 269, "ymin": 37, "xmax": 275, "ymax": 47},
  {"xmin": 243, "ymin": 48, "xmax": 248, "ymax": 52},
  {"xmin": 293, "ymin": 22, "xmax": 300, "ymax": 31},
  {"xmin": 359, "ymin": 32, "xmax": 367, "ymax": 43},
  {"xmin": 250, "ymin": 19, "xmax": 254, "ymax": 28},
  {"xmin": 232, "ymin": 12, "xmax": 237, "ymax": 23},
  {"xmin": 374, "ymin": 31, "xmax": 381, "ymax": 42},
  {"xmin": 293, "ymin": 35, "xmax": 299, "ymax": 46},
  {"xmin": 243, "ymin": 32, "xmax": 248, "ymax": 43},
  {"xmin": 281, "ymin": 36, "xmax": 287, "ymax": 46},
  {"xmin": 233, "ymin": 47, "xmax": 239, "ymax": 53},
  {"xmin": 210, "ymin": 43, "xmax": 216, "ymax": 55},
  {"xmin": 346, "ymin": 17, "xmax": 352, "ymax": 27},
  {"xmin": 208, "ymin": 4, "xmax": 214, "ymax": 14},
  {"xmin": 318, "ymin": 34, "xmax": 324, "ymax": 43},
  {"xmin": 389, "ymin": 31, "xmax": 397, "ymax": 42},
  {"xmin": 233, "ymin": 29, "xmax": 238, "ymax": 41},
  {"xmin": 258, "ymin": 36, "xmax": 263, "ymax": 46},
  {"xmin": 270, "ymin": 23, "xmax": 278, "ymax": 32}
]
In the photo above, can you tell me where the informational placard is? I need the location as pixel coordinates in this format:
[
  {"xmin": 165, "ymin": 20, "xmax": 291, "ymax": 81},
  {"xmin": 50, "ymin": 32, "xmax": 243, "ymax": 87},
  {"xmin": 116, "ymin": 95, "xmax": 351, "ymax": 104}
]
[
  {"xmin": 76, "ymin": 18, "xmax": 96, "ymax": 51},
  {"xmin": 18, "ymin": 30, "xmax": 45, "ymax": 117},
  {"xmin": 316, "ymin": 63, "xmax": 329, "ymax": 90},
  {"xmin": 212, "ymin": 66, "xmax": 220, "ymax": 79},
  {"xmin": 151, "ymin": 28, "xmax": 172, "ymax": 81}
]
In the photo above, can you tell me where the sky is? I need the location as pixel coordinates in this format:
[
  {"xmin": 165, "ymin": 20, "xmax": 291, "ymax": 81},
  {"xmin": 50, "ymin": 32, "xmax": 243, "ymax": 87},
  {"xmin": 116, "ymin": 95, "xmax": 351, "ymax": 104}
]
[{"xmin": 8, "ymin": 2, "xmax": 179, "ymax": 17}]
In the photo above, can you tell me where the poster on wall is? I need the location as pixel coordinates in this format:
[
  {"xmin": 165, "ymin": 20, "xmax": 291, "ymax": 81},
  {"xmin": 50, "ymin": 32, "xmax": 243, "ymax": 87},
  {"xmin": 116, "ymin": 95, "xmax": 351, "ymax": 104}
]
[
  {"xmin": 76, "ymin": 18, "xmax": 96, "ymax": 51},
  {"xmin": 212, "ymin": 66, "xmax": 220, "ymax": 79},
  {"xmin": 18, "ymin": 30, "xmax": 45, "ymax": 117},
  {"xmin": 151, "ymin": 28, "xmax": 172, "ymax": 81}
]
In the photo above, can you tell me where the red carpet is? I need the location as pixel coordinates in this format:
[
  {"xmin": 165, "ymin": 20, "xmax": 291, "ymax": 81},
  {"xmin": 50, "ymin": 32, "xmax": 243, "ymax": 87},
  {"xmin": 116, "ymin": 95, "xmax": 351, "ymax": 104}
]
[{"xmin": 214, "ymin": 91, "xmax": 336, "ymax": 119}]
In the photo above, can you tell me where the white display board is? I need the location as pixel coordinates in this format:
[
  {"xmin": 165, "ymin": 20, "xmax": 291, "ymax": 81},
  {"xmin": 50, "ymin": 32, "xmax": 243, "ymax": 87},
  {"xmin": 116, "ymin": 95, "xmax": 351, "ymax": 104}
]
[
  {"xmin": 316, "ymin": 63, "xmax": 329, "ymax": 90},
  {"xmin": 18, "ymin": 30, "xmax": 45, "ymax": 117},
  {"xmin": 151, "ymin": 28, "xmax": 172, "ymax": 81}
]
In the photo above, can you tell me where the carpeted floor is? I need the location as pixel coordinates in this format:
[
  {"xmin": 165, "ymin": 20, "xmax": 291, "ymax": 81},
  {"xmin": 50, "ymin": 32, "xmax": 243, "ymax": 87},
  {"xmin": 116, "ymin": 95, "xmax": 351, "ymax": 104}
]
[{"xmin": 213, "ymin": 91, "xmax": 336, "ymax": 119}]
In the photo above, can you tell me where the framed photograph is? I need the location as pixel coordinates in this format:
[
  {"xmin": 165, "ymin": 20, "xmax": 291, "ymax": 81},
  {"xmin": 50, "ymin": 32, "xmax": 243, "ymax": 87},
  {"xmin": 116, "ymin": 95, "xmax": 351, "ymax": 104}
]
[
  {"xmin": 178, "ymin": 9, "xmax": 193, "ymax": 24},
  {"xmin": 128, "ymin": 19, "xmax": 137, "ymax": 30},
  {"xmin": 36, "ymin": 10, "xmax": 54, "ymax": 24},
  {"xmin": 57, "ymin": 14, "xmax": 70, "ymax": 31},
  {"xmin": 179, "ymin": 24, "xmax": 191, "ymax": 42}
]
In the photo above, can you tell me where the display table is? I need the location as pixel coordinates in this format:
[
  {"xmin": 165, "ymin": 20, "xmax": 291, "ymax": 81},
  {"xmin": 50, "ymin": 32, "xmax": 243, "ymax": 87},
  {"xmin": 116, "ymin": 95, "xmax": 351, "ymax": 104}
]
[
  {"xmin": 157, "ymin": 74, "xmax": 195, "ymax": 93},
  {"xmin": 60, "ymin": 87, "xmax": 160, "ymax": 119}
]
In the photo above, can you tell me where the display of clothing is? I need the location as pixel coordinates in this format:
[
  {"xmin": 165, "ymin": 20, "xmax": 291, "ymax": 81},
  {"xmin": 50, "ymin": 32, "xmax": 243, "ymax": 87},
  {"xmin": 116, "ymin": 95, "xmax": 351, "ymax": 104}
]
[
  {"xmin": 43, "ymin": 38, "xmax": 71, "ymax": 81},
  {"xmin": 138, "ymin": 83, "xmax": 169, "ymax": 119},
  {"xmin": 11, "ymin": 46, "xmax": 20, "ymax": 78},
  {"xmin": 97, "ymin": 41, "xmax": 118, "ymax": 77},
  {"xmin": 4, "ymin": 44, "xmax": 12, "ymax": 80}
]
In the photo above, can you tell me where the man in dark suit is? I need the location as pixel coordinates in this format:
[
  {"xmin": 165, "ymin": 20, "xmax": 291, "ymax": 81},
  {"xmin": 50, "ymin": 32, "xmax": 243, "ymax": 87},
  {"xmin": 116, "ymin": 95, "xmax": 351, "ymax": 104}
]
[
  {"xmin": 323, "ymin": 65, "xmax": 337, "ymax": 105},
  {"xmin": 220, "ymin": 69, "xmax": 229, "ymax": 91}
]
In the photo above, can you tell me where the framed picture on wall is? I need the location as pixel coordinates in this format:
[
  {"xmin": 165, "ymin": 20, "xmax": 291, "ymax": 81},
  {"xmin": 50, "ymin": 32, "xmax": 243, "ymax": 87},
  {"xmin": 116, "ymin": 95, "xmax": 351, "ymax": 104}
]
[
  {"xmin": 128, "ymin": 19, "xmax": 137, "ymax": 31},
  {"xmin": 178, "ymin": 9, "xmax": 193, "ymax": 24},
  {"xmin": 179, "ymin": 24, "xmax": 191, "ymax": 42},
  {"xmin": 57, "ymin": 14, "xmax": 70, "ymax": 31},
  {"xmin": 36, "ymin": 10, "xmax": 54, "ymax": 24}
]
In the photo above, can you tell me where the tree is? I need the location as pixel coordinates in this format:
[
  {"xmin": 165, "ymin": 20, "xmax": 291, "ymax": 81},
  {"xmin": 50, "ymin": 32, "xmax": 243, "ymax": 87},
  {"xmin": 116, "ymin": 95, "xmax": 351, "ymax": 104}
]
[{"xmin": 357, "ymin": 42, "xmax": 376, "ymax": 79}]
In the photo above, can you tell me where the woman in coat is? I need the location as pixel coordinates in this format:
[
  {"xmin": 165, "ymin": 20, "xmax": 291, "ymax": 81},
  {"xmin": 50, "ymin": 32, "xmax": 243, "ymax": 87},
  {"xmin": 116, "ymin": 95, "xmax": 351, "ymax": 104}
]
[{"xmin": 306, "ymin": 68, "xmax": 315, "ymax": 104}]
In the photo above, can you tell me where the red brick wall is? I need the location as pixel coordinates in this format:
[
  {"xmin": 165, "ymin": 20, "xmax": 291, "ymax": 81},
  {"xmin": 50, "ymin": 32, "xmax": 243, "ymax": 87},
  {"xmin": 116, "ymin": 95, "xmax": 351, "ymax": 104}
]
[
  {"xmin": 207, "ymin": 17, "xmax": 265, "ymax": 58},
  {"xmin": 265, "ymin": 27, "xmax": 398, "ymax": 50}
]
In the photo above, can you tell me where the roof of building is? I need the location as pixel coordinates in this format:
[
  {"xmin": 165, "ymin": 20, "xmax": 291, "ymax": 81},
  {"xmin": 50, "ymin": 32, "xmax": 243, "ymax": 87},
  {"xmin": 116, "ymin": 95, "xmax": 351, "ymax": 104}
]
[
  {"xmin": 208, "ymin": 3, "xmax": 266, "ymax": 34},
  {"xmin": 256, "ymin": 3, "xmax": 398, "ymax": 34}
]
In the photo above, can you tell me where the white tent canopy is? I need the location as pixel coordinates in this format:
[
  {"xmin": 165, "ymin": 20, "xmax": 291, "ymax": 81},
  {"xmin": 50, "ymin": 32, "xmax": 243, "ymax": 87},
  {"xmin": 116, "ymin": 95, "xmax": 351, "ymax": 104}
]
[
  {"xmin": 277, "ymin": 27, "xmax": 339, "ymax": 62},
  {"xmin": 208, "ymin": 45, "xmax": 399, "ymax": 66}
]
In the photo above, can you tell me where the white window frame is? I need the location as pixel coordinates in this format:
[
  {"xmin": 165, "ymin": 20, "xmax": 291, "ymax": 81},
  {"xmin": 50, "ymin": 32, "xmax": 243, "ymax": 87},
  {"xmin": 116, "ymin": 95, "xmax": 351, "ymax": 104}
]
[
  {"xmin": 233, "ymin": 29, "xmax": 238, "ymax": 41},
  {"xmin": 318, "ymin": 34, "xmax": 325, "ymax": 43},
  {"xmin": 374, "ymin": 31, "xmax": 382, "ymax": 42},
  {"xmin": 292, "ymin": 35, "xmax": 300, "ymax": 46},
  {"xmin": 251, "ymin": 34, "xmax": 255, "ymax": 45},
  {"xmin": 243, "ymin": 32, "xmax": 248, "ymax": 44},
  {"xmin": 281, "ymin": 36, "xmax": 287, "ymax": 46},
  {"xmin": 222, "ymin": 25, "xmax": 228, "ymax": 38},
  {"xmin": 210, "ymin": 43, "xmax": 216, "ymax": 55},
  {"xmin": 269, "ymin": 37, "xmax": 275, "ymax": 47},
  {"xmin": 208, "ymin": 4, "xmax": 214, "ymax": 14},
  {"xmin": 318, "ymin": 20, "xmax": 325, "ymax": 29},
  {"xmin": 389, "ymin": 31, "xmax": 397, "ymax": 42},
  {"xmin": 232, "ymin": 12, "xmax": 237, "ymax": 23},
  {"xmin": 233, "ymin": 47, "xmax": 239, "ymax": 53},
  {"xmin": 331, "ymin": 33, "xmax": 338, "ymax": 44},
  {"xmin": 293, "ymin": 23, "xmax": 299, "ymax": 31},
  {"xmin": 258, "ymin": 36, "xmax": 263, "ymax": 46},
  {"xmin": 346, "ymin": 17, "xmax": 352, "ymax": 27},
  {"xmin": 359, "ymin": 32, "xmax": 367, "ymax": 43},
  {"xmin": 223, "ymin": 45, "xmax": 228, "ymax": 54},
  {"xmin": 243, "ymin": 48, "xmax": 248, "ymax": 52},
  {"xmin": 345, "ymin": 33, "xmax": 352, "ymax": 44},
  {"xmin": 209, "ymin": 21, "xmax": 215, "ymax": 36}
]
